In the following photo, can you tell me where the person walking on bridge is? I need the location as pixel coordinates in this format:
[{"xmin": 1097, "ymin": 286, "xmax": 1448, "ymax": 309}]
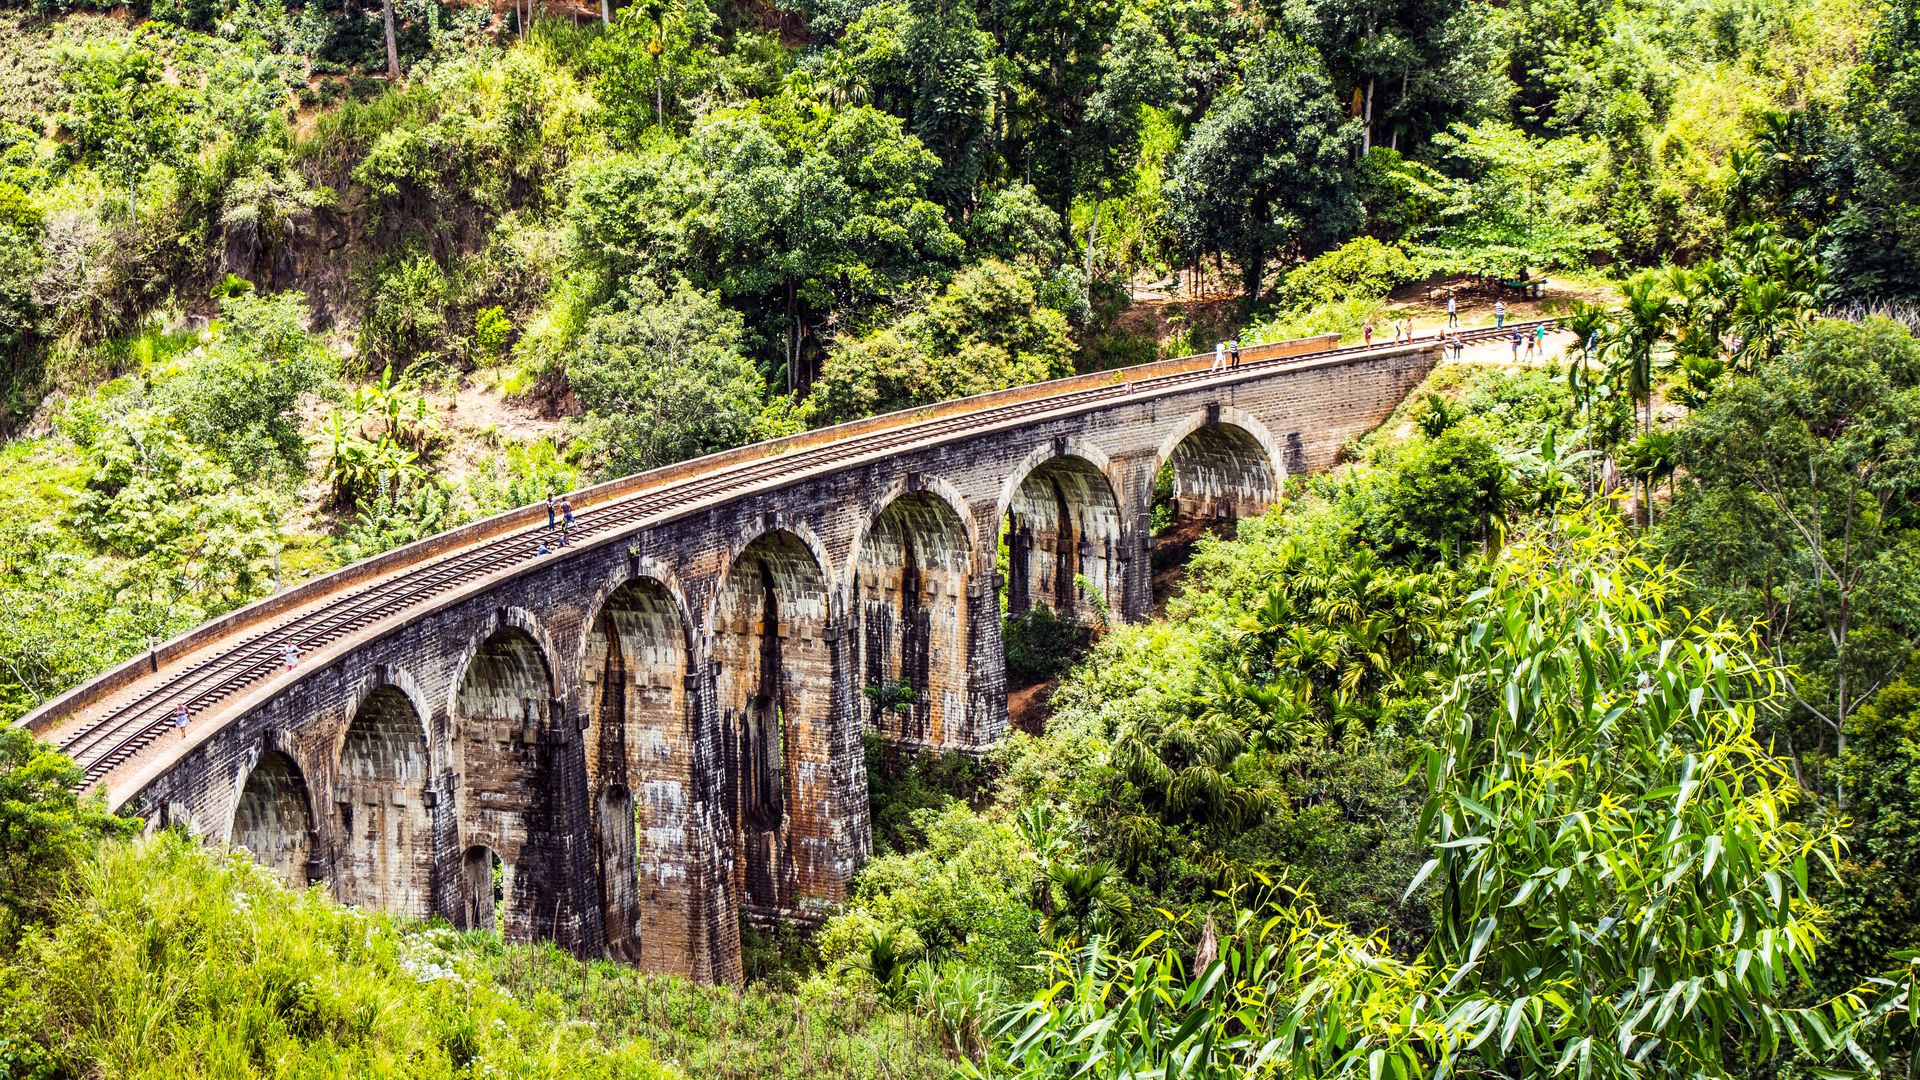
[
  {"xmin": 174, "ymin": 701, "xmax": 191, "ymax": 740},
  {"xmin": 1362, "ymin": 319, "xmax": 1375, "ymax": 349},
  {"xmin": 282, "ymin": 640, "xmax": 301, "ymax": 671},
  {"xmin": 1212, "ymin": 340, "xmax": 1226, "ymax": 372},
  {"xmin": 560, "ymin": 497, "xmax": 576, "ymax": 544},
  {"xmin": 1229, "ymin": 339, "xmax": 1242, "ymax": 369},
  {"xmin": 546, "ymin": 493, "xmax": 557, "ymax": 531},
  {"xmin": 1494, "ymin": 299, "xmax": 1507, "ymax": 328}
]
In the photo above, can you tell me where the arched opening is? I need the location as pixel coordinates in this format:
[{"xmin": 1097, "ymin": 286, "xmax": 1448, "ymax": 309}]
[
  {"xmin": 853, "ymin": 492, "xmax": 972, "ymax": 748},
  {"xmin": 232, "ymin": 751, "xmax": 314, "ymax": 888},
  {"xmin": 998, "ymin": 455, "xmax": 1123, "ymax": 729},
  {"xmin": 582, "ymin": 576, "xmax": 692, "ymax": 969},
  {"xmin": 335, "ymin": 686, "xmax": 432, "ymax": 916},
  {"xmin": 454, "ymin": 626, "xmax": 553, "ymax": 942},
  {"xmin": 1000, "ymin": 454, "xmax": 1124, "ymax": 621},
  {"xmin": 713, "ymin": 530, "xmax": 834, "ymax": 917},
  {"xmin": 1151, "ymin": 421, "xmax": 1280, "ymax": 605},
  {"xmin": 460, "ymin": 844, "xmax": 505, "ymax": 933}
]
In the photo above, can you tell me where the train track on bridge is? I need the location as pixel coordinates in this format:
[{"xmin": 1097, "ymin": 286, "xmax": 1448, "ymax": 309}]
[{"xmin": 26, "ymin": 319, "xmax": 1557, "ymax": 795}]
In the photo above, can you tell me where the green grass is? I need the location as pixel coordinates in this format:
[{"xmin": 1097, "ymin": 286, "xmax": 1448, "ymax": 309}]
[
  {"xmin": 0, "ymin": 835, "xmax": 672, "ymax": 1079},
  {"xmin": 0, "ymin": 833, "xmax": 959, "ymax": 1079},
  {"xmin": 483, "ymin": 946, "xmax": 958, "ymax": 1080}
]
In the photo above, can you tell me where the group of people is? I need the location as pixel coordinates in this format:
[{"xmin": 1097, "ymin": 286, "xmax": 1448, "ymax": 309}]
[
  {"xmin": 1210, "ymin": 339, "xmax": 1243, "ymax": 371},
  {"xmin": 535, "ymin": 493, "xmax": 576, "ymax": 556},
  {"xmin": 1361, "ymin": 315, "xmax": 1424, "ymax": 349}
]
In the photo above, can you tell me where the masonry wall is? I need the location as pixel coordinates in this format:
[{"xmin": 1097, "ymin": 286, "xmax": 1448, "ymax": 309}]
[{"xmin": 118, "ymin": 344, "xmax": 1438, "ymax": 985}]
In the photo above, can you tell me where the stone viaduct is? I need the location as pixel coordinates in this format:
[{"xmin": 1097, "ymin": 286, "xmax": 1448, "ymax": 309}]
[{"xmin": 20, "ymin": 334, "xmax": 1442, "ymax": 984}]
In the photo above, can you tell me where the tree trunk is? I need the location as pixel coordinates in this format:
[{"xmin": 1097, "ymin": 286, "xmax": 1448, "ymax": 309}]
[
  {"xmin": 601, "ymin": 0, "xmax": 610, "ymax": 25},
  {"xmin": 1362, "ymin": 77, "xmax": 1375, "ymax": 154},
  {"xmin": 1083, "ymin": 203, "xmax": 1100, "ymax": 298},
  {"xmin": 1241, "ymin": 243, "xmax": 1263, "ymax": 301},
  {"xmin": 383, "ymin": 0, "xmax": 399, "ymax": 80}
]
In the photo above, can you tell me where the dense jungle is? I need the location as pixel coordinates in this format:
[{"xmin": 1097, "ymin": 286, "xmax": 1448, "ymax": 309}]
[{"xmin": 2, "ymin": 0, "xmax": 1920, "ymax": 1073}]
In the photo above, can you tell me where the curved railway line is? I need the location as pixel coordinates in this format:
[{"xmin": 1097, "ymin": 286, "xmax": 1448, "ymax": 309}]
[{"xmin": 24, "ymin": 319, "xmax": 1556, "ymax": 794}]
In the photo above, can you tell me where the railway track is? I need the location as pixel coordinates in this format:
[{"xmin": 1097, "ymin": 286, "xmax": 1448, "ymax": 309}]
[{"xmin": 38, "ymin": 319, "xmax": 1557, "ymax": 792}]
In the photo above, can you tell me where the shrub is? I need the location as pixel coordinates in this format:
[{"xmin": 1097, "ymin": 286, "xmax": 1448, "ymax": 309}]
[{"xmin": 1277, "ymin": 235, "xmax": 1416, "ymax": 308}]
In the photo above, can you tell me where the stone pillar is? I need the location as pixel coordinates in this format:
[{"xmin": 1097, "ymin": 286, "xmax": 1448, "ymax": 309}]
[{"xmin": 531, "ymin": 691, "xmax": 606, "ymax": 958}]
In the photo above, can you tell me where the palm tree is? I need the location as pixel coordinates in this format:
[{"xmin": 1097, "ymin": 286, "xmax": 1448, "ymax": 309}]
[{"xmin": 1605, "ymin": 272, "xmax": 1674, "ymax": 437}]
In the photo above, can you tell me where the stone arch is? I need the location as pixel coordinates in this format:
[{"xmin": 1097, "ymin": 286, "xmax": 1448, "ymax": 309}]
[
  {"xmin": 453, "ymin": 624, "xmax": 555, "ymax": 943},
  {"xmin": 334, "ymin": 684, "xmax": 433, "ymax": 916},
  {"xmin": 711, "ymin": 528, "xmax": 836, "ymax": 917},
  {"xmin": 459, "ymin": 844, "xmax": 505, "ymax": 933},
  {"xmin": 997, "ymin": 446, "xmax": 1127, "ymax": 621},
  {"xmin": 849, "ymin": 486, "xmax": 974, "ymax": 748},
  {"xmin": 1151, "ymin": 407, "xmax": 1284, "ymax": 524},
  {"xmin": 581, "ymin": 573, "xmax": 695, "ymax": 970},
  {"xmin": 229, "ymin": 750, "xmax": 315, "ymax": 888}
]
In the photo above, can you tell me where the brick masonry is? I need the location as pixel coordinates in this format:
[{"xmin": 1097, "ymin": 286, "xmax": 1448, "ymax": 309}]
[{"xmin": 117, "ymin": 344, "xmax": 1438, "ymax": 985}]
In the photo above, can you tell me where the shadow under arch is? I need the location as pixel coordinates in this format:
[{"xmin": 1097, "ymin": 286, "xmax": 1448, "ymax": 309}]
[
  {"xmin": 230, "ymin": 750, "xmax": 316, "ymax": 888},
  {"xmin": 334, "ymin": 684, "xmax": 433, "ymax": 916},
  {"xmin": 453, "ymin": 623, "xmax": 555, "ymax": 943},
  {"xmin": 710, "ymin": 528, "xmax": 837, "ymax": 917},
  {"xmin": 997, "ymin": 446, "xmax": 1126, "ymax": 622},
  {"xmin": 849, "ymin": 485, "xmax": 974, "ymax": 748},
  {"xmin": 1150, "ymin": 406, "xmax": 1285, "ymax": 526}
]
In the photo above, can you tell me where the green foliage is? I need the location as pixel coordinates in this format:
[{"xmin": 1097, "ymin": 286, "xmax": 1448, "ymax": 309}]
[
  {"xmin": 0, "ymin": 731, "xmax": 135, "ymax": 945},
  {"xmin": 360, "ymin": 248, "xmax": 451, "ymax": 369},
  {"xmin": 0, "ymin": 833, "xmax": 673, "ymax": 1078},
  {"xmin": 865, "ymin": 736, "xmax": 993, "ymax": 855},
  {"xmin": 158, "ymin": 289, "xmax": 336, "ymax": 478},
  {"xmin": 810, "ymin": 260, "xmax": 1075, "ymax": 423},
  {"xmin": 1364, "ymin": 428, "xmax": 1511, "ymax": 562},
  {"xmin": 485, "ymin": 942, "xmax": 954, "ymax": 1079},
  {"xmin": 568, "ymin": 277, "xmax": 774, "ymax": 477},
  {"xmin": 995, "ymin": 522, "xmax": 1846, "ymax": 1079},
  {"xmin": 1659, "ymin": 317, "xmax": 1920, "ymax": 794},
  {"xmin": 1001, "ymin": 605, "xmax": 1092, "ymax": 684},
  {"xmin": 1276, "ymin": 236, "xmax": 1416, "ymax": 309},
  {"xmin": 1405, "ymin": 120, "xmax": 1613, "ymax": 275},
  {"xmin": 1166, "ymin": 39, "xmax": 1361, "ymax": 299},
  {"xmin": 590, "ymin": 0, "xmax": 718, "ymax": 141}
]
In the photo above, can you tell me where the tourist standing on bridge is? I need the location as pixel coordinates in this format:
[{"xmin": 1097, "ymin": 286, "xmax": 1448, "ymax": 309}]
[
  {"xmin": 1536, "ymin": 323, "xmax": 1550, "ymax": 357},
  {"xmin": 546, "ymin": 493, "xmax": 557, "ymax": 531},
  {"xmin": 560, "ymin": 497, "xmax": 576, "ymax": 544},
  {"xmin": 1510, "ymin": 325, "xmax": 1523, "ymax": 360},
  {"xmin": 1362, "ymin": 319, "xmax": 1374, "ymax": 348},
  {"xmin": 1212, "ymin": 340, "xmax": 1226, "ymax": 372},
  {"xmin": 1229, "ymin": 340, "xmax": 1242, "ymax": 369},
  {"xmin": 282, "ymin": 640, "xmax": 301, "ymax": 670},
  {"xmin": 1447, "ymin": 294, "xmax": 1458, "ymax": 328},
  {"xmin": 174, "ymin": 702, "xmax": 191, "ymax": 740},
  {"xmin": 1494, "ymin": 299, "xmax": 1507, "ymax": 328}
]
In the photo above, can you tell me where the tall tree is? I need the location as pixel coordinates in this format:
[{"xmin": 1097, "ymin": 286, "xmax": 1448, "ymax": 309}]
[
  {"xmin": 1165, "ymin": 41, "xmax": 1360, "ymax": 299},
  {"xmin": 1660, "ymin": 317, "xmax": 1920, "ymax": 801}
]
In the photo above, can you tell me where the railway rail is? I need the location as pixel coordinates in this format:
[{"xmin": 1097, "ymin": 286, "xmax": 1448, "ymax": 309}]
[{"xmin": 24, "ymin": 319, "xmax": 1558, "ymax": 794}]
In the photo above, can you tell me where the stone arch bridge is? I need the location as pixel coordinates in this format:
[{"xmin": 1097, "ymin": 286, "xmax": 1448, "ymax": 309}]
[{"xmin": 19, "ymin": 329, "xmax": 1465, "ymax": 983}]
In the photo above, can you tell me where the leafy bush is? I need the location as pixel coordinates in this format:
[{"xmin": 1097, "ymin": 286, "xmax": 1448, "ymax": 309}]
[
  {"xmin": 158, "ymin": 289, "xmax": 336, "ymax": 479},
  {"xmin": 0, "ymin": 833, "xmax": 672, "ymax": 1077},
  {"xmin": 1001, "ymin": 605, "xmax": 1092, "ymax": 684},
  {"xmin": 1277, "ymin": 236, "xmax": 1416, "ymax": 308}
]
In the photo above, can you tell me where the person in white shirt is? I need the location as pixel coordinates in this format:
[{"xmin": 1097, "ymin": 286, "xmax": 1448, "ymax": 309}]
[{"xmin": 1213, "ymin": 341, "xmax": 1226, "ymax": 371}]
